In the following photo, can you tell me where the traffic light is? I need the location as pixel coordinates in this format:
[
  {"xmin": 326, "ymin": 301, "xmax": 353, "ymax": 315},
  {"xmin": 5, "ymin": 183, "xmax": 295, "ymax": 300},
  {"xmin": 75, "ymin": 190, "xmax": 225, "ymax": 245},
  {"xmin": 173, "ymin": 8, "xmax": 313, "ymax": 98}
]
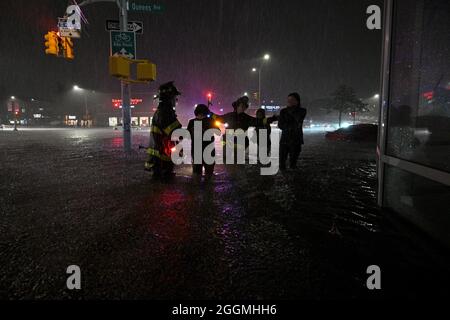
[
  {"xmin": 110, "ymin": 56, "xmax": 157, "ymax": 83},
  {"xmin": 137, "ymin": 62, "xmax": 157, "ymax": 82},
  {"xmin": 109, "ymin": 55, "xmax": 131, "ymax": 79},
  {"xmin": 44, "ymin": 31, "xmax": 59, "ymax": 56},
  {"xmin": 207, "ymin": 92, "xmax": 213, "ymax": 106},
  {"xmin": 62, "ymin": 37, "xmax": 74, "ymax": 60}
]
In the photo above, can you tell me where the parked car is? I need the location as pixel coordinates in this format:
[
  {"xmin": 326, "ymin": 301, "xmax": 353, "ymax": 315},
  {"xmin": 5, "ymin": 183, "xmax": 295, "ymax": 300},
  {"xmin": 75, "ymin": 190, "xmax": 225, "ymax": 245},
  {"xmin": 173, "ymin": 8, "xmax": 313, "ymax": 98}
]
[{"xmin": 325, "ymin": 124, "xmax": 378, "ymax": 142}]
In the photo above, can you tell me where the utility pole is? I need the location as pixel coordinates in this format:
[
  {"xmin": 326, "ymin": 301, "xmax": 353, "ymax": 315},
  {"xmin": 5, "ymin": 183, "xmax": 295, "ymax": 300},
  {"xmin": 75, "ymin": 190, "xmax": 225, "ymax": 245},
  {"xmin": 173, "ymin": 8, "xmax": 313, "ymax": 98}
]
[
  {"xmin": 119, "ymin": 0, "xmax": 132, "ymax": 152},
  {"xmin": 252, "ymin": 54, "xmax": 270, "ymax": 108},
  {"xmin": 258, "ymin": 68, "xmax": 262, "ymax": 108}
]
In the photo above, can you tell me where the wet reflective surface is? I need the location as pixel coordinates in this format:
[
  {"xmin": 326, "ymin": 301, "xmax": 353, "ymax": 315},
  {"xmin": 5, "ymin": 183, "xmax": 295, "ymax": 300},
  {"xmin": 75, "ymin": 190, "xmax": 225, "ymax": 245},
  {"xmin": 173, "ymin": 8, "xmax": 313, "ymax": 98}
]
[{"xmin": 0, "ymin": 128, "xmax": 449, "ymax": 299}]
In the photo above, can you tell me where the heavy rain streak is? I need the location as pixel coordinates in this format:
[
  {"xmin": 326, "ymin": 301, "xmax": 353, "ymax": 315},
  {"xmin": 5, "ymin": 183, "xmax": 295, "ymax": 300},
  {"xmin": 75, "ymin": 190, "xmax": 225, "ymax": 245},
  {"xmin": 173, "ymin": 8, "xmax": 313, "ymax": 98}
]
[{"xmin": 1, "ymin": 0, "xmax": 449, "ymax": 303}]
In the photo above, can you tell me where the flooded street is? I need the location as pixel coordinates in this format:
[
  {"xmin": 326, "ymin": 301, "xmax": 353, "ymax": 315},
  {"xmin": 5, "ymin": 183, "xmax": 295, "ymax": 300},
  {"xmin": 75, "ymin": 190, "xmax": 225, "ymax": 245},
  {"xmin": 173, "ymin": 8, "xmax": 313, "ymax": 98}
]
[{"xmin": 0, "ymin": 128, "xmax": 448, "ymax": 299}]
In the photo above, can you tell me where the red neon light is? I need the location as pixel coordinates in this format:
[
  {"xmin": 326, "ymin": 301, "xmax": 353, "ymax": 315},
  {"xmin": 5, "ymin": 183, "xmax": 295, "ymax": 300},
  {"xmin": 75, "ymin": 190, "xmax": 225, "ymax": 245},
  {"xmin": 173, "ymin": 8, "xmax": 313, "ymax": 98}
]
[
  {"xmin": 423, "ymin": 91, "xmax": 434, "ymax": 100},
  {"xmin": 112, "ymin": 99, "xmax": 143, "ymax": 108}
]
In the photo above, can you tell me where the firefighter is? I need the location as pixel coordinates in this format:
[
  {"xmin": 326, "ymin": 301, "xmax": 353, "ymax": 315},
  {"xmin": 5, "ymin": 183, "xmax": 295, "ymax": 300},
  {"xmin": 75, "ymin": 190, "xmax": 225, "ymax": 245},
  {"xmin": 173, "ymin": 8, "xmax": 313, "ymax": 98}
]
[
  {"xmin": 211, "ymin": 96, "xmax": 277, "ymax": 162},
  {"xmin": 210, "ymin": 96, "xmax": 251, "ymax": 163},
  {"xmin": 212, "ymin": 96, "xmax": 254, "ymax": 131},
  {"xmin": 145, "ymin": 81, "xmax": 182, "ymax": 178}
]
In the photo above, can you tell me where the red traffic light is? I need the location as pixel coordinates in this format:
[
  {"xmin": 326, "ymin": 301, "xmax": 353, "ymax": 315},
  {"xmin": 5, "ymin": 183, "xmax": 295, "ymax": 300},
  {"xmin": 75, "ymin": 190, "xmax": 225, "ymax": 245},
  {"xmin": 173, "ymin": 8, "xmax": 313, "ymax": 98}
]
[{"xmin": 207, "ymin": 92, "xmax": 213, "ymax": 105}]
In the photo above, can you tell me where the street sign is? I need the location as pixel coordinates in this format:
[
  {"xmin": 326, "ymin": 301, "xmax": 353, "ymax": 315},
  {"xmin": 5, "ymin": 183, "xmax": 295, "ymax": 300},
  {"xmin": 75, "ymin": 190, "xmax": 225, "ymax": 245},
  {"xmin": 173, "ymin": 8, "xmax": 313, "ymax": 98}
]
[
  {"xmin": 128, "ymin": 2, "xmax": 165, "ymax": 13},
  {"xmin": 58, "ymin": 17, "xmax": 81, "ymax": 38},
  {"xmin": 106, "ymin": 20, "xmax": 144, "ymax": 34},
  {"xmin": 59, "ymin": 28, "xmax": 81, "ymax": 38},
  {"xmin": 110, "ymin": 31, "xmax": 136, "ymax": 59}
]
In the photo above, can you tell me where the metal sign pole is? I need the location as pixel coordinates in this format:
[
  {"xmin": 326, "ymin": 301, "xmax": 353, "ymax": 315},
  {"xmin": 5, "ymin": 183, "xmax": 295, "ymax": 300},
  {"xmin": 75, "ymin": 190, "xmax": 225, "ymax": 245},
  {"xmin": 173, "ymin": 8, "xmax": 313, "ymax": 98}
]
[{"xmin": 119, "ymin": 0, "xmax": 132, "ymax": 152}]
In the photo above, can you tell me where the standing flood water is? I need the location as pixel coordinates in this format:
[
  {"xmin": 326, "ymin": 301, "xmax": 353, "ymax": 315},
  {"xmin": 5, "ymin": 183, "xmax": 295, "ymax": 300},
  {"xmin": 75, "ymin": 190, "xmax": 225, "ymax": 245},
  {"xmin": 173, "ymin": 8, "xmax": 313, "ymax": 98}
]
[{"xmin": 1, "ymin": 128, "xmax": 448, "ymax": 299}]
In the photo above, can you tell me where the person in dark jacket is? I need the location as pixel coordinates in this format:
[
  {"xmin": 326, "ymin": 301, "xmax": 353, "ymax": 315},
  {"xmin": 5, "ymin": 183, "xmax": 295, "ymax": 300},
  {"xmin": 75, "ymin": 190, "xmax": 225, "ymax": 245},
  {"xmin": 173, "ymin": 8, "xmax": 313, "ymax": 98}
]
[
  {"xmin": 145, "ymin": 81, "xmax": 182, "ymax": 178},
  {"xmin": 211, "ymin": 96, "xmax": 254, "ymax": 162},
  {"xmin": 278, "ymin": 92, "xmax": 307, "ymax": 170},
  {"xmin": 211, "ymin": 96, "xmax": 277, "ymax": 162},
  {"xmin": 212, "ymin": 96, "xmax": 256, "ymax": 131},
  {"xmin": 187, "ymin": 104, "xmax": 218, "ymax": 177}
]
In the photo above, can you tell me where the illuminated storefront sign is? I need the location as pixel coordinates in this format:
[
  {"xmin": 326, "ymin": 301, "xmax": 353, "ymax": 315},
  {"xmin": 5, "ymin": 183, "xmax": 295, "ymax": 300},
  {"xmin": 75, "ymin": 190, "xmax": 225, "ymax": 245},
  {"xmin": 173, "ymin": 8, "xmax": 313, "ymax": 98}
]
[
  {"xmin": 112, "ymin": 99, "xmax": 143, "ymax": 109},
  {"xmin": 261, "ymin": 105, "xmax": 281, "ymax": 112}
]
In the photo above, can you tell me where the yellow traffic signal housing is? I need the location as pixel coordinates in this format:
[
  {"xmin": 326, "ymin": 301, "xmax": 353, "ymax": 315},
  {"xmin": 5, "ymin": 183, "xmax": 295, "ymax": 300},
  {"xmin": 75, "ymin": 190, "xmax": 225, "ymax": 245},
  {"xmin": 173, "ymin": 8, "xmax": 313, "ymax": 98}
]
[
  {"xmin": 137, "ymin": 62, "xmax": 157, "ymax": 82},
  {"xmin": 110, "ymin": 56, "xmax": 157, "ymax": 83},
  {"xmin": 63, "ymin": 37, "xmax": 75, "ymax": 60},
  {"xmin": 109, "ymin": 55, "xmax": 131, "ymax": 79},
  {"xmin": 44, "ymin": 32, "xmax": 59, "ymax": 56}
]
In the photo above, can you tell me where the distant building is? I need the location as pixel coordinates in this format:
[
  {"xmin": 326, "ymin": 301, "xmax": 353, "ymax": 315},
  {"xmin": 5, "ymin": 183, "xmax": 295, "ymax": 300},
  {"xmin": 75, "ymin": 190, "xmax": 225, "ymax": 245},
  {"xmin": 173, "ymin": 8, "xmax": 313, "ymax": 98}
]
[{"xmin": 94, "ymin": 97, "xmax": 154, "ymax": 127}]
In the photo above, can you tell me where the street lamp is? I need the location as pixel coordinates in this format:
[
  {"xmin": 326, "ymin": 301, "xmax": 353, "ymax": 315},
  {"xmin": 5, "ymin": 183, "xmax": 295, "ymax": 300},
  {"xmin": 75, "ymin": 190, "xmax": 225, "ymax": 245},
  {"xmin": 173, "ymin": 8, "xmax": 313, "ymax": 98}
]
[
  {"xmin": 252, "ymin": 53, "xmax": 271, "ymax": 108},
  {"xmin": 11, "ymin": 96, "xmax": 15, "ymax": 100},
  {"xmin": 374, "ymin": 94, "xmax": 380, "ymax": 99},
  {"xmin": 73, "ymin": 85, "xmax": 89, "ymax": 127}
]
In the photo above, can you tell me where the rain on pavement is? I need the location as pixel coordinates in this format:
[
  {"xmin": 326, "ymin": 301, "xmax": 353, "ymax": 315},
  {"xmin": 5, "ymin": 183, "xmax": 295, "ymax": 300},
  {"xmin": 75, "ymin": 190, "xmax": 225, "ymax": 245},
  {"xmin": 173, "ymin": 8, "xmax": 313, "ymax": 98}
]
[{"xmin": 0, "ymin": 128, "xmax": 448, "ymax": 299}]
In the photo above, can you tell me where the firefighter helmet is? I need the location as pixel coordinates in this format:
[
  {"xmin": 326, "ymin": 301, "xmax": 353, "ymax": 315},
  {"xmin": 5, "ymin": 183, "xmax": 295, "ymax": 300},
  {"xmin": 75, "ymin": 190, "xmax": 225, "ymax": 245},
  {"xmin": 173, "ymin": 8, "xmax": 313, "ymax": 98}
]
[
  {"xmin": 232, "ymin": 96, "xmax": 250, "ymax": 110},
  {"xmin": 156, "ymin": 81, "xmax": 181, "ymax": 100},
  {"xmin": 194, "ymin": 104, "xmax": 210, "ymax": 117}
]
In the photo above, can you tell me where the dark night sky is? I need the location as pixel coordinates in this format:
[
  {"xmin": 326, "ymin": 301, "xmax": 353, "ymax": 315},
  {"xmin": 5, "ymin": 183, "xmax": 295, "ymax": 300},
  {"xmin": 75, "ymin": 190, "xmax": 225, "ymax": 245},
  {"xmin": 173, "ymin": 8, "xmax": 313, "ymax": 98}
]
[{"xmin": 0, "ymin": 0, "xmax": 383, "ymax": 114}]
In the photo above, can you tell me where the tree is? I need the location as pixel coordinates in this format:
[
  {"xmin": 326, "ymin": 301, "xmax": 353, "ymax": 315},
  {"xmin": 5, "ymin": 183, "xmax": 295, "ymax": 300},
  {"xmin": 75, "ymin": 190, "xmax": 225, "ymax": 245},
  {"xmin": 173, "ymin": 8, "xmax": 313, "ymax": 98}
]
[{"xmin": 327, "ymin": 85, "xmax": 368, "ymax": 127}]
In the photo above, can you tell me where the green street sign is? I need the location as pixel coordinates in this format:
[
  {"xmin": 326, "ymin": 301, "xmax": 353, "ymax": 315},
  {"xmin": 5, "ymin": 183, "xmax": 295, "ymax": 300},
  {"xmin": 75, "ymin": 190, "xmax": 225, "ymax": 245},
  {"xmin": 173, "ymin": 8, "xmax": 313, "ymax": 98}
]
[
  {"xmin": 128, "ymin": 2, "xmax": 165, "ymax": 13},
  {"xmin": 110, "ymin": 31, "xmax": 136, "ymax": 59}
]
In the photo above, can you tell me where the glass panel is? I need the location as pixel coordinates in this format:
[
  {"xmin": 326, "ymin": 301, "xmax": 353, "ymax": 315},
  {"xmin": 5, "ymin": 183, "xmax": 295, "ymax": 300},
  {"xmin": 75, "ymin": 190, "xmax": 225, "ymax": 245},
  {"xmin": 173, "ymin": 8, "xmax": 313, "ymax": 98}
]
[
  {"xmin": 387, "ymin": 0, "xmax": 450, "ymax": 172},
  {"xmin": 384, "ymin": 165, "xmax": 450, "ymax": 245}
]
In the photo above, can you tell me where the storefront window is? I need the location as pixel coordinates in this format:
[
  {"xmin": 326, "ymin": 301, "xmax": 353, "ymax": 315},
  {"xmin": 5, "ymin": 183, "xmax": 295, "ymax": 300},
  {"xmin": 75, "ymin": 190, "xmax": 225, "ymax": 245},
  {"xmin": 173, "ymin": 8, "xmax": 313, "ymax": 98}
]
[
  {"xmin": 387, "ymin": 0, "xmax": 450, "ymax": 172},
  {"xmin": 139, "ymin": 117, "xmax": 149, "ymax": 127},
  {"xmin": 384, "ymin": 165, "xmax": 450, "ymax": 243},
  {"xmin": 109, "ymin": 117, "xmax": 118, "ymax": 127}
]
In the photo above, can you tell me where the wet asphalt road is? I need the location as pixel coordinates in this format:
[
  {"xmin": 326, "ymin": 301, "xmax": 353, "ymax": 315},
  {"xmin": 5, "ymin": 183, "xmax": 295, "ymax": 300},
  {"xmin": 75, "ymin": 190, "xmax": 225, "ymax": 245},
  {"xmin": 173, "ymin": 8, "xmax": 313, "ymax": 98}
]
[{"xmin": 0, "ymin": 128, "xmax": 449, "ymax": 299}]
